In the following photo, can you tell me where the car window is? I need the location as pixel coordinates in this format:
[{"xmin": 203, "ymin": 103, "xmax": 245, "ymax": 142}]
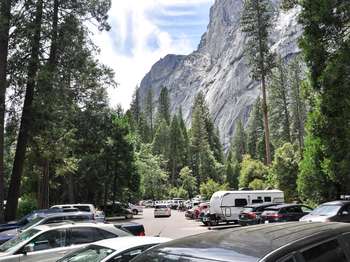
[
  {"xmin": 70, "ymin": 227, "xmax": 99, "ymax": 245},
  {"xmin": 29, "ymin": 229, "xmax": 67, "ymax": 251},
  {"xmin": 235, "ymin": 199, "xmax": 248, "ymax": 207},
  {"xmin": 45, "ymin": 216, "xmax": 66, "ymax": 224},
  {"xmin": 95, "ymin": 228, "xmax": 117, "ymax": 240},
  {"xmin": 57, "ymin": 244, "xmax": 115, "ymax": 262},
  {"xmin": 286, "ymin": 206, "xmax": 302, "ymax": 213},
  {"xmin": 109, "ymin": 246, "xmax": 151, "ymax": 262},
  {"xmin": 301, "ymin": 206, "xmax": 313, "ymax": 213},
  {"xmin": 301, "ymin": 239, "xmax": 347, "ymax": 262},
  {"xmin": 73, "ymin": 205, "xmax": 91, "ymax": 212},
  {"xmin": 66, "ymin": 215, "xmax": 92, "ymax": 221}
]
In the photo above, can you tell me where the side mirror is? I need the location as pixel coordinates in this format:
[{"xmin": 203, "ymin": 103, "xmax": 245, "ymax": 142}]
[
  {"xmin": 22, "ymin": 244, "xmax": 34, "ymax": 255},
  {"xmin": 342, "ymin": 210, "xmax": 349, "ymax": 216}
]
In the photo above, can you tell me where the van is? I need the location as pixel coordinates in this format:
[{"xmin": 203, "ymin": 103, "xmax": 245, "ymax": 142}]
[{"xmin": 206, "ymin": 190, "xmax": 284, "ymax": 225}]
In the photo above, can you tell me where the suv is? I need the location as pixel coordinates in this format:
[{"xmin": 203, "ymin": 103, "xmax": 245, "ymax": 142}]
[
  {"xmin": 261, "ymin": 204, "xmax": 313, "ymax": 223},
  {"xmin": 239, "ymin": 203, "xmax": 279, "ymax": 226},
  {"xmin": 0, "ymin": 222, "xmax": 131, "ymax": 262},
  {"xmin": 0, "ymin": 212, "xmax": 94, "ymax": 244},
  {"xmin": 131, "ymin": 222, "xmax": 350, "ymax": 262},
  {"xmin": 300, "ymin": 200, "xmax": 350, "ymax": 222}
]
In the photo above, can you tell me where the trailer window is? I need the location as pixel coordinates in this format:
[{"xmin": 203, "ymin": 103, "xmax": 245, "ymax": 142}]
[
  {"xmin": 264, "ymin": 197, "xmax": 272, "ymax": 202},
  {"xmin": 235, "ymin": 199, "xmax": 248, "ymax": 207},
  {"xmin": 252, "ymin": 199, "xmax": 263, "ymax": 204}
]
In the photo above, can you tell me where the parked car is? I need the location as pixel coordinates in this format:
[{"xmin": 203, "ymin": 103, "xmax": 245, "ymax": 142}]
[
  {"xmin": 142, "ymin": 200, "xmax": 154, "ymax": 208},
  {"xmin": 114, "ymin": 222, "xmax": 145, "ymax": 236},
  {"xmin": 128, "ymin": 203, "xmax": 143, "ymax": 215},
  {"xmin": 57, "ymin": 236, "xmax": 171, "ymax": 262},
  {"xmin": 103, "ymin": 203, "xmax": 133, "ymax": 220},
  {"xmin": 0, "ymin": 222, "xmax": 131, "ymax": 262},
  {"xmin": 131, "ymin": 222, "xmax": 350, "ymax": 262},
  {"xmin": 261, "ymin": 204, "xmax": 313, "ymax": 223},
  {"xmin": 193, "ymin": 203, "xmax": 209, "ymax": 220},
  {"xmin": 0, "ymin": 209, "xmax": 62, "ymax": 233},
  {"xmin": 185, "ymin": 208, "xmax": 195, "ymax": 219},
  {"xmin": 154, "ymin": 205, "xmax": 171, "ymax": 218},
  {"xmin": 238, "ymin": 203, "xmax": 279, "ymax": 226},
  {"xmin": 300, "ymin": 200, "xmax": 350, "ymax": 222},
  {"xmin": 50, "ymin": 204, "xmax": 105, "ymax": 222},
  {"xmin": 0, "ymin": 212, "xmax": 94, "ymax": 244}
]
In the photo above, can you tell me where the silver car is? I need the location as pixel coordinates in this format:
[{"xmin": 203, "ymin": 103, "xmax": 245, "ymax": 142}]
[
  {"xmin": 0, "ymin": 222, "xmax": 131, "ymax": 262},
  {"xmin": 57, "ymin": 236, "xmax": 171, "ymax": 262}
]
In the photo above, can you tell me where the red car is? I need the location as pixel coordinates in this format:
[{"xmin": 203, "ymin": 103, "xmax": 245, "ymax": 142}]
[{"xmin": 193, "ymin": 203, "xmax": 209, "ymax": 219}]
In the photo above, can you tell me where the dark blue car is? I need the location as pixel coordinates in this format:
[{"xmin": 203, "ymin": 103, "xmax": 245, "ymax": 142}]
[{"xmin": 0, "ymin": 208, "xmax": 61, "ymax": 233}]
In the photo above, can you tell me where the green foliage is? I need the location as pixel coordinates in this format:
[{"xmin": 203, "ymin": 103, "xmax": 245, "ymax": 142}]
[
  {"xmin": 225, "ymin": 161, "xmax": 239, "ymax": 190},
  {"xmin": 136, "ymin": 144, "xmax": 168, "ymax": 200},
  {"xmin": 249, "ymin": 179, "xmax": 265, "ymax": 190},
  {"xmin": 168, "ymin": 187, "xmax": 188, "ymax": 199},
  {"xmin": 199, "ymin": 179, "xmax": 228, "ymax": 200},
  {"xmin": 157, "ymin": 86, "xmax": 171, "ymax": 125},
  {"xmin": 239, "ymin": 155, "xmax": 268, "ymax": 188},
  {"xmin": 230, "ymin": 120, "xmax": 246, "ymax": 162},
  {"xmin": 179, "ymin": 167, "xmax": 197, "ymax": 199},
  {"xmin": 269, "ymin": 143, "xmax": 300, "ymax": 201},
  {"xmin": 17, "ymin": 195, "xmax": 37, "ymax": 219}
]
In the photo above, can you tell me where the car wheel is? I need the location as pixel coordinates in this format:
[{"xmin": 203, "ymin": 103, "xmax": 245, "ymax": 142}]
[{"xmin": 133, "ymin": 209, "xmax": 138, "ymax": 215}]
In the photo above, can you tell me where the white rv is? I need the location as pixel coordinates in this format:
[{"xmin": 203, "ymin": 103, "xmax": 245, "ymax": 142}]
[{"xmin": 207, "ymin": 190, "xmax": 284, "ymax": 225}]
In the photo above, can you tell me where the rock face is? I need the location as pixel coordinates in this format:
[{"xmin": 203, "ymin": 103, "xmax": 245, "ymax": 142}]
[{"xmin": 139, "ymin": 0, "xmax": 302, "ymax": 149}]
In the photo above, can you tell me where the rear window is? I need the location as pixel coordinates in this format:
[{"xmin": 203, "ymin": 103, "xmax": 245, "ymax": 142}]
[
  {"xmin": 235, "ymin": 199, "xmax": 248, "ymax": 207},
  {"xmin": 73, "ymin": 205, "xmax": 91, "ymax": 212},
  {"xmin": 155, "ymin": 205, "xmax": 168, "ymax": 209}
]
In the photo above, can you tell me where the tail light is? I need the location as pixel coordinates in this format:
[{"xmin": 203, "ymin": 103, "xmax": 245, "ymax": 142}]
[
  {"xmin": 246, "ymin": 212, "xmax": 257, "ymax": 219},
  {"xmin": 270, "ymin": 213, "xmax": 283, "ymax": 219},
  {"xmin": 138, "ymin": 231, "xmax": 145, "ymax": 236}
]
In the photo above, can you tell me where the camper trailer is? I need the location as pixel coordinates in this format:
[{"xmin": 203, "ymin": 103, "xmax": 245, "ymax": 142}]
[{"xmin": 206, "ymin": 190, "xmax": 284, "ymax": 225}]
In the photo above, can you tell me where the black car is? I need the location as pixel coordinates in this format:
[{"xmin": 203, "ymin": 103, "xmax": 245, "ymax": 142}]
[
  {"xmin": 300, "ymin": 200, "xmax": 350, "ymax": 223},
  {"xmin": 239, "ymin": 203, "xmax": 278, "ymax": 226},
  {"xmin": 103, "ymin": 203, "xmax": 133, "ymax": 219},
  {"xmin": 131, "ymin": 222, "xmax": 350, "ymax": 262},
  {"xmin": 261, "ymin": 204, "xmax": 313, "ymax": 223}
]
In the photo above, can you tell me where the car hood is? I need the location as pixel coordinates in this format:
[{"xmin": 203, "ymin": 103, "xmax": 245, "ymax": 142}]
[{"xmin": 300, "ymin": 214, "xmax": 329, "ymax": 222}]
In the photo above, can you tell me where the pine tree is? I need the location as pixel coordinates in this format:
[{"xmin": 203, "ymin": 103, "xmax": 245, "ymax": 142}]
[
  {"xmin": 130, "ymin": 87, "xmax": 141, "ymax": 126},
  {"xmin": 289, "ymin": 57, "xmax": 306, "ymax": 152},
  {"xmin": 152, "ymin": 119, "xmax": 170, "ymax": 162},
  {"xmin": 230, "ymin": 119, "xmax": 246, "ymax": 163},
  {"xmin": 145, "ymin": 89, "xmax": 154, "ymax": 138},
  {"xmin": 269, "ymin": 57, "xmax": 291, "ymax": 146},
  {"xmin": 169, "ymin": 115, "xmax": 187, "ymax": 185},
  {"xmin": 241, "ymin": 0, "xmax": 274, "ymax": 165},
  {"xmin": 226, "ymin": 161, "xmax": 239, "ymax": 190},
  {"xmin": 157, "ymin": 86, "xmax": 171, "ymax": 125}
]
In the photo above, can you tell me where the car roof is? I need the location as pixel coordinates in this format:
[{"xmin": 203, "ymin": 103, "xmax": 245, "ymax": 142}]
[
  {"xmin": 94, "ymin": 236, "xmax": 171, "ymax": 251},
  {"xmin": 264, "ymin": 203, "xmax": 304, "ymax": 209},
  {"xmin": 148, "ymin": 222, "xmax": 350, "ymax": 261},
  {"xmin": 33, "ymin": 221, "xmax": 110, "ymax": 231},
  {"xmin": 321, "ymin": 200, "xmax": 350, "ymax": 206},
  {"xmin": 43, "ymin": 211, "xmax": 93, "ymax": 218}
]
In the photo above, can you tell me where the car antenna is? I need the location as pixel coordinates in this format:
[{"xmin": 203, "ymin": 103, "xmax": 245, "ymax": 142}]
[{"xmin": 155, "ymin": 226, "xmax": 166, "ymax": 237}]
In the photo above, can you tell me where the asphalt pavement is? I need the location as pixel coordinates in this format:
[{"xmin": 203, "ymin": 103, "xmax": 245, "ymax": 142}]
[{"xmin": 128, "ymin": 207, "xmax": 209, "ymax": 239}]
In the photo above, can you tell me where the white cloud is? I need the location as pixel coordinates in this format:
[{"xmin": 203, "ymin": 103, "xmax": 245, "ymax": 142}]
[{"xmin": 91, "ymin": 0, "xmax": 214, "ymax": 109}]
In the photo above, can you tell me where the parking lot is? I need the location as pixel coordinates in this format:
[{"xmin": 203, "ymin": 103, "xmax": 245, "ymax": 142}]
[{"xmin": 128, "ymin": 208, "xmax": 209, "ymax": 239}]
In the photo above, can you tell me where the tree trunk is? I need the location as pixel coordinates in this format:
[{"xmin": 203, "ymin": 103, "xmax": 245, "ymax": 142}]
[
  {"xmin": 38, "ymin": 159, "xmax": 49, "ymax": 209},
  {"xmin": 280, "ymin": 69, "xmax": 291, "ymax": 143},
  {"xmin": 0, "ymin": 0, "xmax": 11, "ymax": 223},
  {"xmin": 5, "ymin": 0, "xmax": 43, "ymax": 221}
]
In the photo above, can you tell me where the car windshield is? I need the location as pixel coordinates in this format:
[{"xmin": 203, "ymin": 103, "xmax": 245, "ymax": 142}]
[
  {"xmin": 311, "ymin": 205, "xmax": 342, "ymax": 216},
  {"xmin": 155, "ymin": 205, "xmax": 167, "ymax": 209},
  {"xmin": 19, "ymin": 216, "xmax": 45, "ymax": 232},
  {"xmin": 242, "ymin": 207, "xmax": 254, "ymax": 212},
  {"xmin": 0, "ymin": 228, "xmax": 40, "ymax": 253},
  {"xmin": 57, "ymin": 244, "xmax": 115, "ymax": 262}
]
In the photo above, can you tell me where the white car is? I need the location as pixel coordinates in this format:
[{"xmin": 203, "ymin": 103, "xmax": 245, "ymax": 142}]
[
  {"xmin": 154, "ymin": 205, "xmax": 171, "ymax": 218},
  {"xmin": 128, "ymin": 203, "xmax": 143, "ymax": 215},
  {"xmin": 50, "ymin": 204, "xmax": 105, "ymax": 222},
  {"xmin": 0, "ymin": 222, "xmax": 131, "ymax": 262},
  {"xmin": 56, "ymin": 236, "xmax": 171, "ymax": 262},
  {"xmin": 50, "ymin": 204, "xmax": 106, "ymax": 222}
]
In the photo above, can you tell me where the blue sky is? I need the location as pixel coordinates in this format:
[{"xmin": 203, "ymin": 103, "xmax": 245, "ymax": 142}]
[{"xmin": 92, "ymin": 0, "xmax": 214, "ymax": 109}]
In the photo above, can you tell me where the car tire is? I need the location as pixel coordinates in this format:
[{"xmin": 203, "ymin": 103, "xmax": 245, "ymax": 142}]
[{"xmin": 133, "ymin": 209, "xmax": 138, "ymax": 215}]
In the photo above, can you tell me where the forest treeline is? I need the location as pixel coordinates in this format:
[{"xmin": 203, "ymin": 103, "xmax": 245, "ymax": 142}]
[{"xmin": 0, "ymin": 0, "xmax": 349, "ymax": 222}]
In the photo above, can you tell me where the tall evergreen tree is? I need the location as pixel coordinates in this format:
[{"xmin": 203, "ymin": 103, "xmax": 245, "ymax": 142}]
[
  {"xmin": 130, "ymin": 88, "xmax": 141, "ymax": 127},
  {"xmin": 230, "ymin": 119, "xmax": 246, "ymax": 163},
  {"xmin": 269, "ymin": 57, "xmax": 291, "ymax": 146},
  {"xmin": 152, "ymin": 119, "xmax": 170, "ymax": 162},
  {"xmin": 157, "ymin": 86, "xmax": 171, "ymax": 125},
  {"xmin": 289, "ymin": 57, "xmax": 307, "ymax": 152},
  {"xmin": 145, "ymin": 89, "xmax": 154, "ymax": 138},
  {"xmin": 241, "ymin": 0, "xmax": 274, "ymax": 165}
]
